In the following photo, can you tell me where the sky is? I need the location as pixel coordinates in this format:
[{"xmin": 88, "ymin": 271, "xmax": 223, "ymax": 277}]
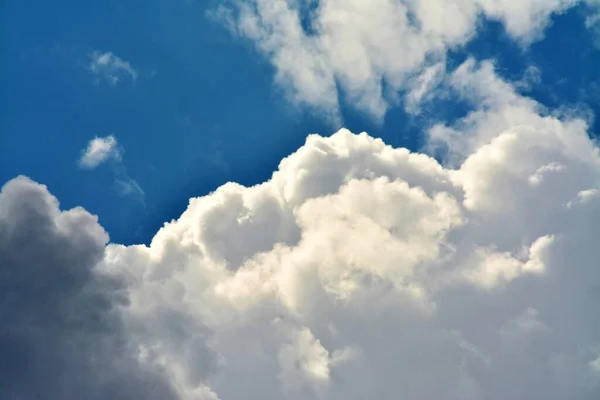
[{"xmin": 2, "ymin": 0, "xmax": 600, "ymax": 399}]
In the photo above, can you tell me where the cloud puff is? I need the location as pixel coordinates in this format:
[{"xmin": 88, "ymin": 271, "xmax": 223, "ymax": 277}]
[
  {"xmin": 4, "ymin": 61, "xmax": 600, "ymax": 399},
  {"xmin": 89, "ymin": 51, "xmax": 138, "ymax": 87},
  {"xmin": 78, "ymin": 135, "xmax": 121, "ymax": 169},
  {"xmin": 78, "ymin": 136, "xmax": 145, "ymax": 202},
  {"xmin": 215, "ymin": 0, "xmax": 579, "ymax": 121},
  {"xmin": 0, "ymin": 177, "xmax": 177, "ymax": 399}
]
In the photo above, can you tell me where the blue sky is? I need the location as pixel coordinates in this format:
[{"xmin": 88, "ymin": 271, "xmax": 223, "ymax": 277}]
[{"xmin": 1, "ymin": 0, "xmax": 599, "ymax": 245}]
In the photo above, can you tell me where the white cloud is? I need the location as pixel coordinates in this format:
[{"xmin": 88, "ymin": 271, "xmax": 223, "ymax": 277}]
[
  {"xmin": 89, "ymin": 51, "xmax": 138, "ymax": 87},
  {"xmin": 78, "ymin": 135, "xmax": 121, "ymax": 169},
  {"xmin": 216, "ymin": 0, "xmax": 580, "ymax": 121},
  {"xmin": 115, "ymin": 178, "xmax": 145, "ymax": 198},
  {"xmin": 425, "ymin": 58, "xmax": 589, "ymax": 166},
  {"xmin": 79, "ymin": 136, "xmax": 145, "ymax": 201},
  {"xmin": 586, "ymin": 2, "xmax": 600, "ymax": 48},
  {"xmin": 5, "ymin": 61, "xmax": 600, "ymax": 399},
  {"xmin": 98, "ymin": 62, "xmax": 600, "ymax": 399},
  {"xmin": 515, "ymin": 65, "xmax": 543, "ymax": 91},
  {"xmin": 405, "ymin": 61, "xmax": 447, "ymax": 114}
]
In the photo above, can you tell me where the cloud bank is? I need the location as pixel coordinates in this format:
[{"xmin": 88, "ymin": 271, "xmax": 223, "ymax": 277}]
[
  {"xmin": 2, "ymin": 61, "xmax": 600, "ymax": 399},
  {"xmin": 215, "ymin": 0, "xmax": 581, "ymax": 121}
]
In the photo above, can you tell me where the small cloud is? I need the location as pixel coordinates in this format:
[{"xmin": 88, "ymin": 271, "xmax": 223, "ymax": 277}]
[
  {"xmin": 405, "ymin": 62, "xmax": 446, "ymax": 114},
  {"xmin": 115, "ymin": 178, "xmax": 145, "ymax": 203},
  {"xmin": 89, "ymin": 51, "xmax": 138, "ymax": 87},
  {"xmin": 590, "ymin": 354, "xmax": 600, "ymax": 374},
  {"xmin": 515, "ymin": 65, "xmax": 542, "ymax": 91},
  {"xmin": 78, "ymin": 135, "xmax": 121, "ymax": 169},
  {"xmin": 78, "ymin": 135, "xmax": 146, "ymax": 203}
]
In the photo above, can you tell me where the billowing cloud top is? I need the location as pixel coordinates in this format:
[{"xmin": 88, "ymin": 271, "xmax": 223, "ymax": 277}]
[
  {"xmin": 216, "ymin": 0, "xmax": 583, "ymax": 120},
  {"xmin": 3, "ymin": 61, "xmax": 600, "ymax": 399}
]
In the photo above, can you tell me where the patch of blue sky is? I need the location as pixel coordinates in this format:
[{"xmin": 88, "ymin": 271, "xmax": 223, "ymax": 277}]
[
  {"xmin": 1, "ymin": 0, "xmax": 599, "ymax": 244},
  {"xmin": 0, "ymin": 0, "xmax": 327, "ymax": 243}
]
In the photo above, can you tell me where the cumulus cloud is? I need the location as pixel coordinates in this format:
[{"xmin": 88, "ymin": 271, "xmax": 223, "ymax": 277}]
[
  {"xmin": 0, "ymin": 177, "xmax": 177, "ymax": 399},
  {"xmin": 99, "ymin": 61, "xmax": 600, "ymax": 398},
  {"xmin": 89, "ymin": 51, "xmax": 138, "ymax": 87},
  {"xmin": 78, "ymin": 135, "xmax": 121, "ymax": 169},
  {"xmin": 4, "ymin": 61, "xmax": 600, "ymax": 399},
  {"xmin": 215, "ymin": 0, "xmax": 579, "ymax": 121}
]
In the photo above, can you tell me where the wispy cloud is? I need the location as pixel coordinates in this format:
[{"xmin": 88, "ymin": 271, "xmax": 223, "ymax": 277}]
[
  {"xmin": 78, "ymin": 135, "xmax": 121, "ymax": 169},
  {"xmin": 88, "ymin": 51, "xmax": 138, "ymax": 87},
  {"xmin": 405, "ymin": 62, "xmax": 447, "ymax": 115},
  {"xmin": 78, "ymin": 135, "xmax": 145, "ymax": 202},
  {"xmin": 115, "ymin": 177, "xmax": 146, "ymax": 204},
  {"xmin": 216, "ymin": 0, "xmax": 580, "ymax": 122},
  {"xmin": 585, "ymin": 2, "xmax": 600, "ymax": 48}
]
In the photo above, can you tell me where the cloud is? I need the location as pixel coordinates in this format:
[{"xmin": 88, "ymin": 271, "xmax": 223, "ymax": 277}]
[
  {"xmin": 78, "ymin": 135, "xmax": 121, "ymax": 169},
  {"xmin": 115, "ymin": 178, "xmax": 145, "ymax": 198},
  {"xmin": 5, "ymin": 61, "xmax": 600, "ymax": 399},
  {"xmin": 78, "ymin": 136, "xmax": 145, "ymax": 202},
  {"xmin": 89, "ymin": 51, "xmax": 138, "ymax": 87},
  {"xmin": 405, "ymin": 61, "xmax": 447, "ymax": 114},
  {"xmin": 426, "ymin": 58, "xmax": 562, "ymax": 162},
  {"xmin": 114, "ymin": 177, "xmax": 146, "ymax": 204},
  {"xmin": 0, "ymin": 177, "xmax": 178, "ymax": 399},
  {"xmin": 99, "ymin": 61, "xmax": 599, "ymax": 398},
  {"xmin": 215, "ymin": 0, "xmax": 579, "ymax": 121},
  {"xmin": 585, "ymin": 1, "xmax": 600, "ymax": 48}
]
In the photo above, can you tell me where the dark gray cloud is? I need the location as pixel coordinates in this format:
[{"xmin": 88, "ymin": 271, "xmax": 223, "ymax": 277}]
[{"xmin": 0, "ymin": 176, "xmax": 177, "ymax": 400}]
